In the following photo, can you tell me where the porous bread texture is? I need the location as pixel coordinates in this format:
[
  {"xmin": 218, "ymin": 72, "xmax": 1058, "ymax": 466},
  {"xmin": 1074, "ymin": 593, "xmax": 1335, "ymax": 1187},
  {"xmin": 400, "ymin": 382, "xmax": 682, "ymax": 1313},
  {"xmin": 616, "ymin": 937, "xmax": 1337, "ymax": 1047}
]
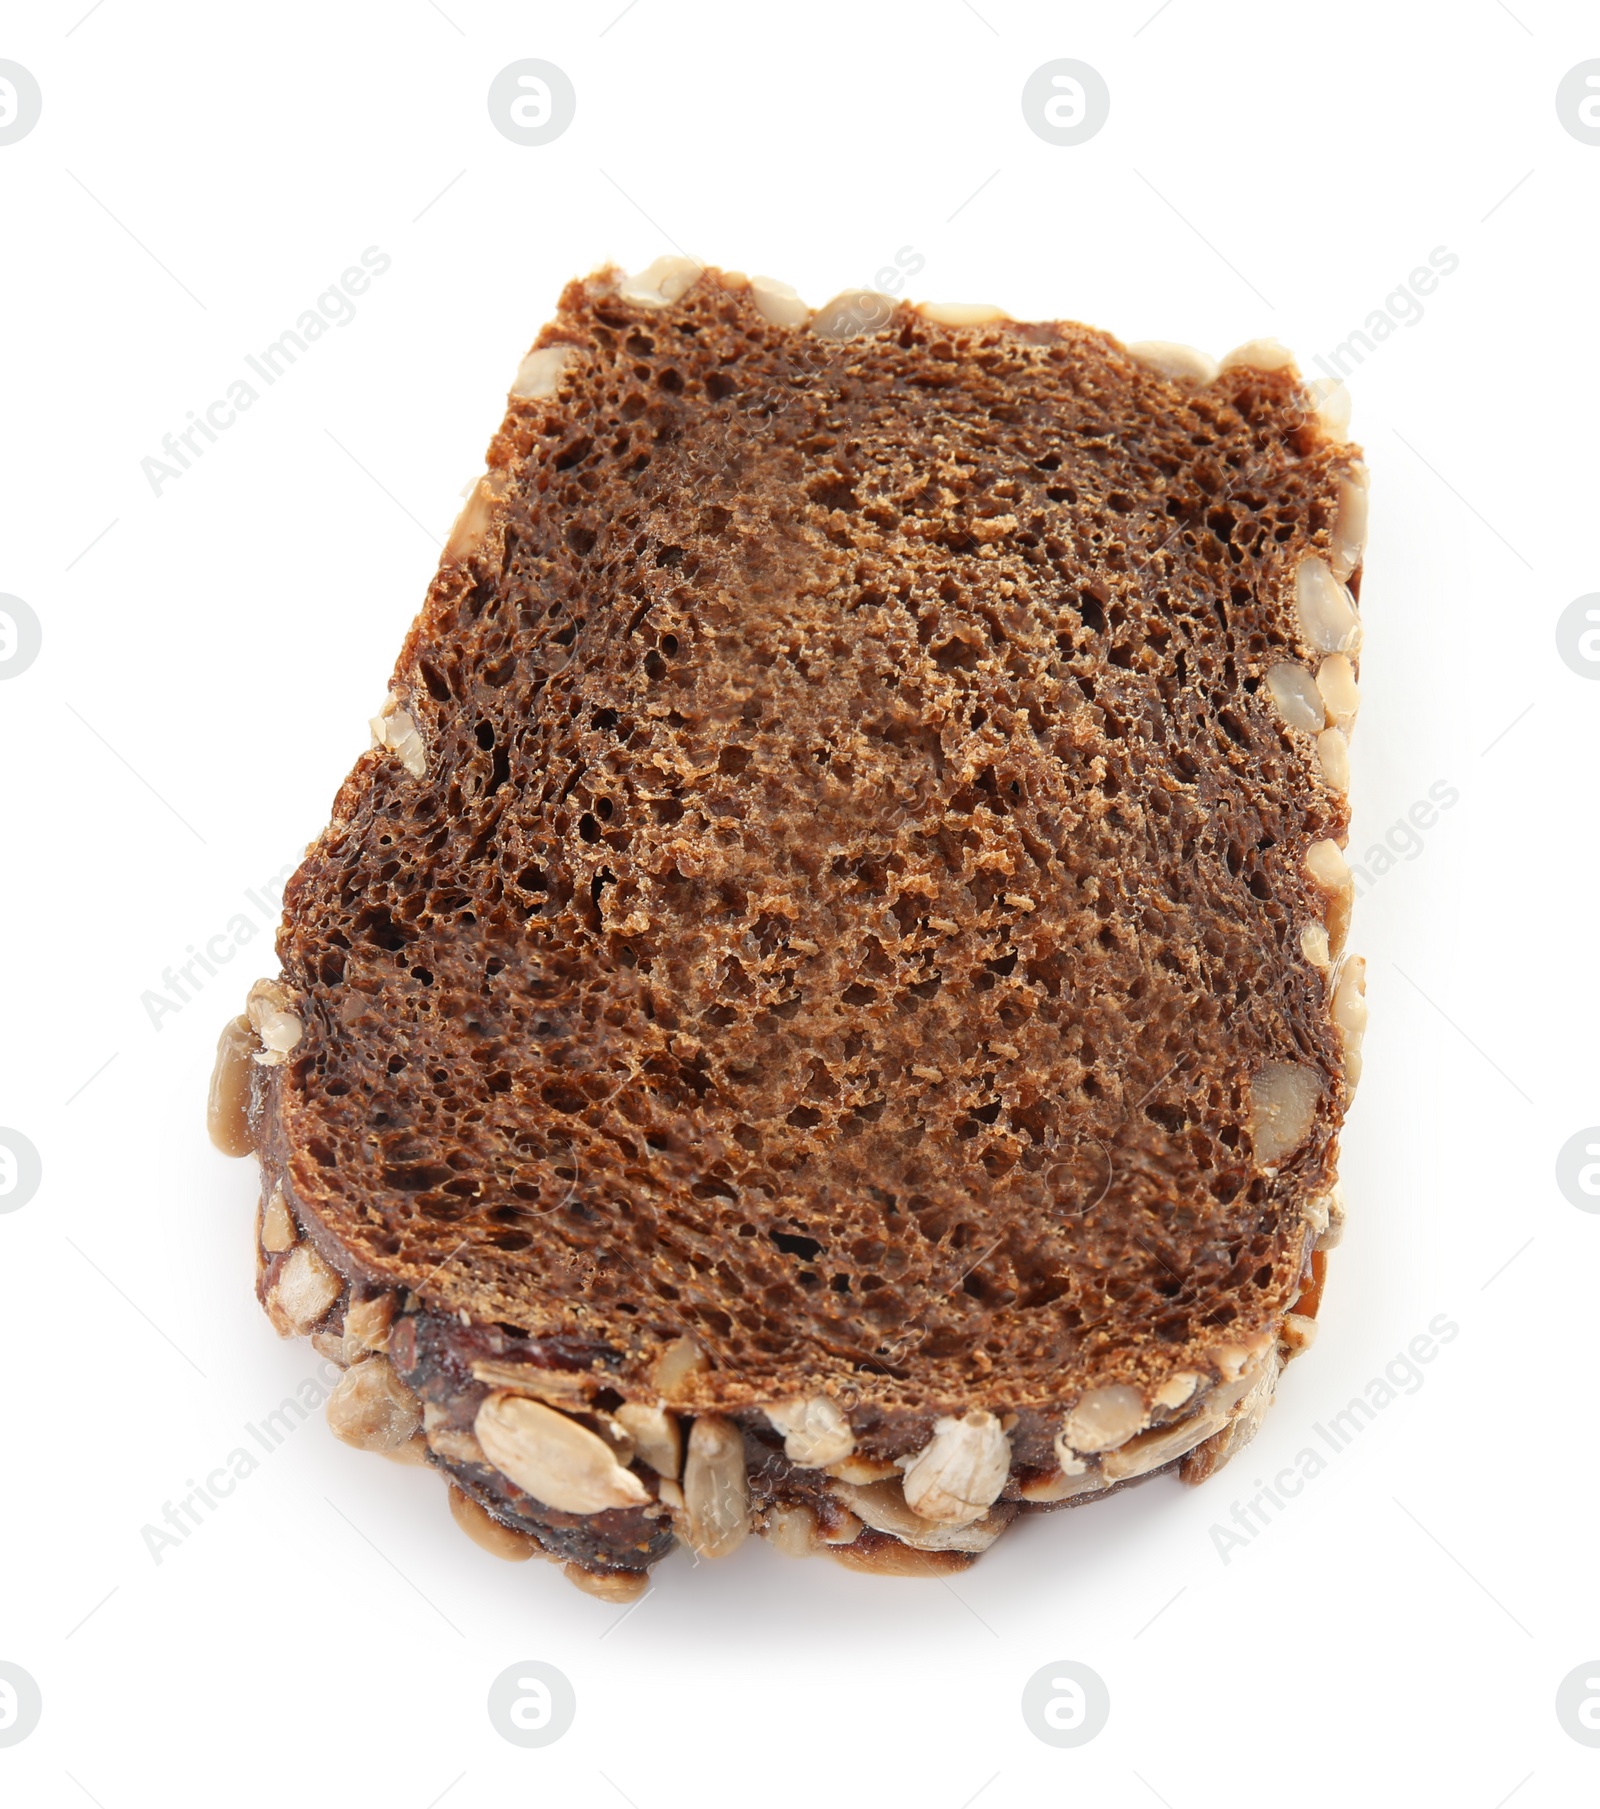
[{"xmin": 257, "ymin": 265, "xmax": 1360, "ymax": 1444}]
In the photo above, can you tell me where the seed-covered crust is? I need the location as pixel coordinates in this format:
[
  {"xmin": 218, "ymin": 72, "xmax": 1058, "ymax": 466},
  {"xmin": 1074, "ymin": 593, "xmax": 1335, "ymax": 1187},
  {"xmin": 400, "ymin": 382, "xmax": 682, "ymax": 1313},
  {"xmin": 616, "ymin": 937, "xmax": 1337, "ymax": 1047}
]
[{"xmin": 219, "ymin": 261, "xmax": 1366, "ymax": 1585}]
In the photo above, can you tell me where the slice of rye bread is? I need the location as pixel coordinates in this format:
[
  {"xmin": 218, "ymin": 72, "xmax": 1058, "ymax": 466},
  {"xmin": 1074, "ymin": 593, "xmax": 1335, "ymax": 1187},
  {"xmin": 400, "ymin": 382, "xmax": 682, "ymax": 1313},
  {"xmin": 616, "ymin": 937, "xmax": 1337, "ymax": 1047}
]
[{"xmin": 212, "ymin": 259, "xmax": 1367, "ymax": 1589}]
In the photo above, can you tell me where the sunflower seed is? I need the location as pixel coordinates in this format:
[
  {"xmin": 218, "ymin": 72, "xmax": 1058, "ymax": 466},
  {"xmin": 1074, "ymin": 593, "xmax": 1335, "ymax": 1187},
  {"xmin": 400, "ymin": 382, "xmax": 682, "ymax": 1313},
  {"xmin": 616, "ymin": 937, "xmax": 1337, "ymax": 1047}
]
[
  {"xmin": 511, "ymin": 345, "xmax": 576, "ymax": 400},
  {"xmin": 474, "ymin": 1393, "xmax": 650, "ymax": 1514},
  {"xmin": 615, "ymin": 1403, "xmax": 682, "ymax": 1478},
  {"xmin": 447, "ymin": 1484, "xmax": 544, "ymax": 1561},
  {"xmin": 1057, "ymin": 1384, "xmax": 1146, "ymax": 1457},
  {"xmin": 206, "ymin": 1015, "xmax": 256, "ymax": 1155},
  {"xmin": 563, "ymin": 1562, "xmax": 650, "ymax": 1602},
  {"xmin": 266, "ymin": 1245, "xmax": 340, "ymax": 1336},
  {"xmin": 326, "ymin": 1355, "xmax": 422, "ymax": 1452},
  {"xmin": 764, "ymin": 1396, "xmax": 855, "ymax": 1467},
  {"xmin": 899, "ymin": 1410, "xmax": 1010, "ymax": 1526},
  {"xmin": 681, "ymin": 1415, "xmax": 750, "ymax": 1558},
  {"xmin": 1128, "ymin": 340, "xmax": 1218, "ymax": 384}
]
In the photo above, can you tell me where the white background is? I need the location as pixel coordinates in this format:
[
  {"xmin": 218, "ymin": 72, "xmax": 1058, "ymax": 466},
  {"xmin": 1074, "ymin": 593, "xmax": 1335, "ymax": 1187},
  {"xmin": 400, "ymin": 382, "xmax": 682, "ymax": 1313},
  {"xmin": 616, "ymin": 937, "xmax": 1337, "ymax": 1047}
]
[{"xmin": 2, "ymin": 1, "xmax": 1597, "ymax": 1803}]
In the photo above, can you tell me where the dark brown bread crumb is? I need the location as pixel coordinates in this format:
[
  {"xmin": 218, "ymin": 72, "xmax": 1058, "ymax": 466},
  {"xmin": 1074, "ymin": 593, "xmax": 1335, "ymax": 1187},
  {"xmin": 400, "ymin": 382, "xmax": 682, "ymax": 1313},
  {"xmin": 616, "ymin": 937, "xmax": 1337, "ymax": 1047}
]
[{"xmin": 258, "ymin": 268, "xmax": 1357, "ymax": 1431}]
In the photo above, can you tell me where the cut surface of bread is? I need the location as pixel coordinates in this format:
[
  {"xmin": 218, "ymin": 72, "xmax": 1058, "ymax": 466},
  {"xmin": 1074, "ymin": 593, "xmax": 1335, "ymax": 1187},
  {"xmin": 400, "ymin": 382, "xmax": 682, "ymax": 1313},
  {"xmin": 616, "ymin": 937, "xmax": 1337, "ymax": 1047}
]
[{"xmin": 215, "ymin": 260, "xmax": 1366, "ymax": 1584}]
